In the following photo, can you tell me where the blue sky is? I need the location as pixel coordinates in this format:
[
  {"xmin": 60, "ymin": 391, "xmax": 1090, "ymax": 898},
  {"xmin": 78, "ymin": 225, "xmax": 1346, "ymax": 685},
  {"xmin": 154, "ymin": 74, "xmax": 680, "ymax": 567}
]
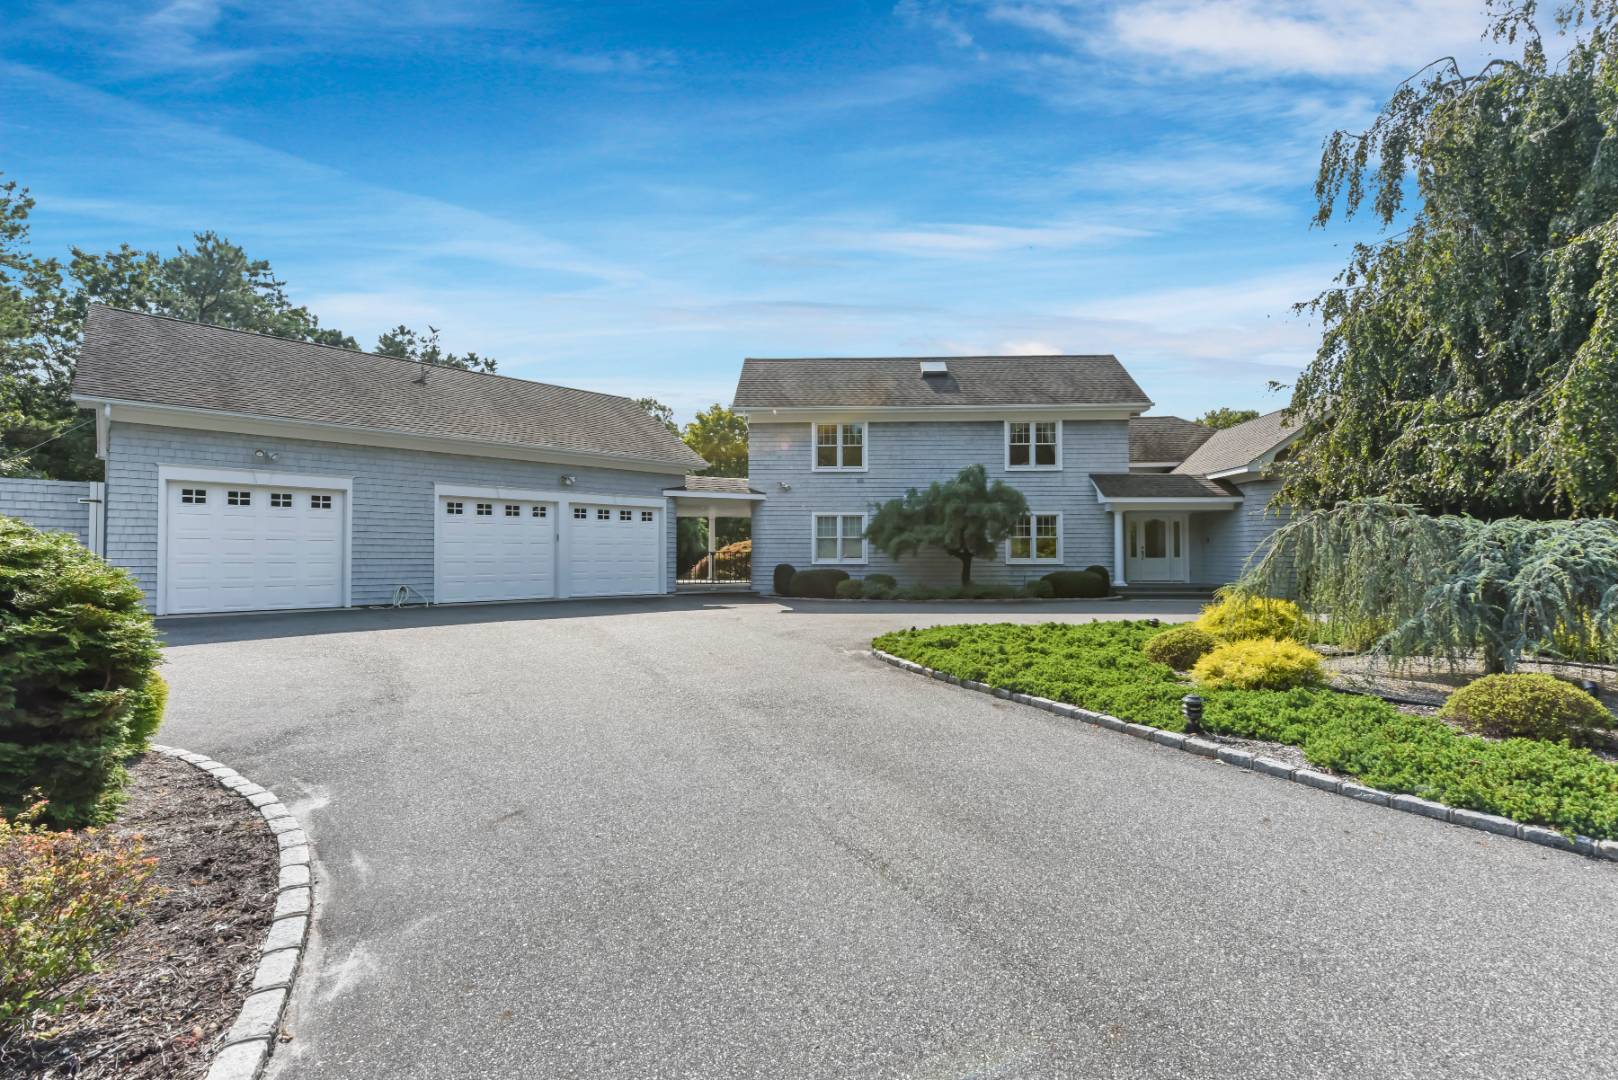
[{"xmin": 2, "ymin": 0, "xmax": 1499, "ymax": 421}]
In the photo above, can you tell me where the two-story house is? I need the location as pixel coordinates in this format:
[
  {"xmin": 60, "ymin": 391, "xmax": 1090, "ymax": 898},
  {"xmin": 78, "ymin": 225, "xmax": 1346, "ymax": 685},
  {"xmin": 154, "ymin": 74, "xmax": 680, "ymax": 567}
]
[{"xmin": 733, "ymin": 356, "xmax": 1299, "ymax": 593}]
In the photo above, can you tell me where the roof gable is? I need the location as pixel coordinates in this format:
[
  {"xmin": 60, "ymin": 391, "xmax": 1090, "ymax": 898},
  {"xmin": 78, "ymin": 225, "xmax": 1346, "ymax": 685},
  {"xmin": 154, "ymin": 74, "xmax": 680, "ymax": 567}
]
[
  {"xmin": 1129, "ymin": 415, "xmax": 1213, "ymax": 464},
  {"xmin": 1172, "ymin": 408, "xmax": 1297, "ymax": 477},
  {"xmin": 72, "ymin": 306, "xmax": 705, "ymax": 471},
  {"xmin": 733, "ymin": 355, "xmax": 1151, "ymax": 410}
]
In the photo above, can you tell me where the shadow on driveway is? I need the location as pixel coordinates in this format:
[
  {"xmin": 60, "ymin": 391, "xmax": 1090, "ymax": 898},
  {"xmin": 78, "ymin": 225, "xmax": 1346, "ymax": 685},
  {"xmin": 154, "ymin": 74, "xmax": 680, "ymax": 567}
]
[{"xmin": 158, "ymin": 592, "xmax": 1206, "ymax": 647}]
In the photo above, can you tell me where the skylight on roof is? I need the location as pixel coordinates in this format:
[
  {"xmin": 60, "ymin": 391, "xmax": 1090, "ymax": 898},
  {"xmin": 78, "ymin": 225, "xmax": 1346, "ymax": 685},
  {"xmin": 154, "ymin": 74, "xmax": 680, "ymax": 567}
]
[{"xmin": 919, "ymin": 360, "xmax": 948, "ymax": 376}]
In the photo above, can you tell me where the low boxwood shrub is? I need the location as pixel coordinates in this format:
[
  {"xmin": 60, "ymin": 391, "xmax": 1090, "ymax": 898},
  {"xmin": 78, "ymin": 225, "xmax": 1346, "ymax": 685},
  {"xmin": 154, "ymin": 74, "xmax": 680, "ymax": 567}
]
[
  {"xmin": 1192, "ymin": 638, "xmax": 1324, "ymax": 691},
  {"xmin": 0, "ymin": 518, "xmax": 163, "ymax": 827},
  {"xmin": 872, "ymin": 621, "xmax": 1618, "ymax": 839},
  {"xmin": 790, "ymin": 567, "xmax": 850, "ymax": 599},
  {"xmin": 960, "ymin": 582, "xmax": 1016, "ymax": 600},
  {"xmin": 1019, "ymin": 579, "xmax": 1055, "ymax": 599},
  {"xmin": 1439, "ymin": 673, "xmax": 1614, "ymax": 744},
  {"xmin": 1084, "ymin": 564, "xmax": 1111, "ymax": 589},
  {"xmin": 1042, "ymin": 570, "xmax": 1106, "ymax": 598},
  {"xmin": 0, "ymin": 802, "xmax": 158, "ymax": 1031},
  {"xmin": 834, "ymin": 578, "xmax": 864, "ymax": 600},
  {"xmin": 1194, "ymin": 593, "xmax": 1306, "ymax": 643},
  {"xmin": 1142, "ymin": 625, "xmax": 1215, "ymax": 670},
  {"xmin": 772, "ymin": 563, "xmax": 797, "ymax": 595},
  {"xmin": 896, "ymin": 584, "xmax": 942, "ymax": 601},
  {"xmin": 865, "ymin": 574, "xmax": 897, "ymax": 591}
]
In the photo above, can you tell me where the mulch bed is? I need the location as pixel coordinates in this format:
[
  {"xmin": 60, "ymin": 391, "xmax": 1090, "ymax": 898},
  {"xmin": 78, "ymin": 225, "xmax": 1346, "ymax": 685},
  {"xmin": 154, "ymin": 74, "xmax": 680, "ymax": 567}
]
[{"xmin": 0, "ymin": 753, "xmax": 279, "ymax": 1080}]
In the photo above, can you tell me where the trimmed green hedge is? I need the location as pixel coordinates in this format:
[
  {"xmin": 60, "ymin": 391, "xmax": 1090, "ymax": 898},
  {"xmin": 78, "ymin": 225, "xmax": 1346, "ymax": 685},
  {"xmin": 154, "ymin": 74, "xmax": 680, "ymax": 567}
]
[
  {"xmin": 873, "ymin": 620, "xmax": 1618, "ymax": 839},
  {"xmin": 790, "ymin": 567, "xmax": 850, "ymax": 598},
  {"xmin": 1, "ymin": 517, "xmax": 164, "ymax": 827},
  {"xmin": 1042, "ymin": 570, "xmax": 1107, "ymax": 598},
  {"xmin": 772, "ymin": 563, "xmax": 797, "ymax": 596}
]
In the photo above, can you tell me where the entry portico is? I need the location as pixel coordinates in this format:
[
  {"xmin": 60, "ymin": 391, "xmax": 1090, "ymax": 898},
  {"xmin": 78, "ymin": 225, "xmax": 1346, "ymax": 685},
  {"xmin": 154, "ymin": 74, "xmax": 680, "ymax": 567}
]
[{"xmin": 1089, "ymin": 474, "xmax": 1243, "ymax": 587}]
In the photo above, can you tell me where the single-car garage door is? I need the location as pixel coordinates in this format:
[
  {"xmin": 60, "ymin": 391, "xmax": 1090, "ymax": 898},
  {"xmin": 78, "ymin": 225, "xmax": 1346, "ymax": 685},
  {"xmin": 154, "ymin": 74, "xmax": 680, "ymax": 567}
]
[
  {"xmin": 436, "ymin": 497, "xmax": 557, "ymax": 603},
  {"xmin": 567, "ymin": 504, "xmax": 662, "ymax": 597},
  {"xmin": 164, "ymin": 480, "xmax": 346, "ymax": 615}
]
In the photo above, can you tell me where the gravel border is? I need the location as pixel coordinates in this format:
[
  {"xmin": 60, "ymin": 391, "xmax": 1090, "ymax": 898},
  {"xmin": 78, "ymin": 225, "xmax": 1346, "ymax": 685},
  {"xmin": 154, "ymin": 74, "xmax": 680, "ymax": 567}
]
[
  {"xmin": 871, "ymin": 649, "xmax": 1618, "ymax": 863},
  {"xmin": 149, "ymin": 745, "xmax": 313, "ymax": 1080}
]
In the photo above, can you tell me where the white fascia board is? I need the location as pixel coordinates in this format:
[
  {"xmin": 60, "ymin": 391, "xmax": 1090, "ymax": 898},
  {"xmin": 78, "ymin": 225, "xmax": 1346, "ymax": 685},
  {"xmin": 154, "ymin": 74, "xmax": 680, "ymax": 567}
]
[
  {"xmin": 1204, "ymin": 466, "xmax": 1256, "ymax": 480},
  {"xmin": 662, "ymin": 489, "xmax": 766, "ymax": 500},
  {"xmin": 734, "ymin": 403, "xmax": 1150, "ymax": 423},
  {"xmin": 74, "ymin": 396, "xmax": 695, "ymax": 476},
  {"xmin": 434, "ymin": 481, "xmax": 667, "ymax": 508}
]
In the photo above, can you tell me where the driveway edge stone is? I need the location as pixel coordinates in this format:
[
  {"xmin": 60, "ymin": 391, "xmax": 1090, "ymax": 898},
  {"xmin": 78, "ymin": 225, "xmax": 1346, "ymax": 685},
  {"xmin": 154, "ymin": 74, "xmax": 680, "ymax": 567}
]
[
  {"xmin": 151, "ymin": 744, "xmax": 314, "ymax": 1080},
  {"xmin": 869, "ymin": 649, "xmax": 1617, "ymax": 862}
]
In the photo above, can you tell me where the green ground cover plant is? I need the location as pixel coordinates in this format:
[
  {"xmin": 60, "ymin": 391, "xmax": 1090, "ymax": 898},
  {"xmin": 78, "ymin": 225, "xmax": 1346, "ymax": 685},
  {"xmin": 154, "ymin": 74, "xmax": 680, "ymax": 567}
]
[{"xmin": 872, "ymin": 620, "xmax": 1618, "ymax": 839}]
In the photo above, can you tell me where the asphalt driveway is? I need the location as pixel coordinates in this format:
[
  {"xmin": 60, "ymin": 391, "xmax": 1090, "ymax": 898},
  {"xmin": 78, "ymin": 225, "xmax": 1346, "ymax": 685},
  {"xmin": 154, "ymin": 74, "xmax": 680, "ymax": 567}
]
[{"xmin": 157, "ymin": 595, "xmax": 1618, "ymax": 1080}]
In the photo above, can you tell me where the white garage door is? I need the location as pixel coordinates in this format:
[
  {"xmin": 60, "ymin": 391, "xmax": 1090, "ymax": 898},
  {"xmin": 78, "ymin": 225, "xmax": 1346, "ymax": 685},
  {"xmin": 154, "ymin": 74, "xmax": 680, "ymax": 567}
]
[
  {"xmin": 164, "ymin": 481, "xmax": 346, "ymax": 615},
  {"xmin": 566, "ymin": 504, "xmax": 662, "ymax": 597},
  {"xmin": 436, "ymin": 497, "xmax": 557, "ymax": 603}
]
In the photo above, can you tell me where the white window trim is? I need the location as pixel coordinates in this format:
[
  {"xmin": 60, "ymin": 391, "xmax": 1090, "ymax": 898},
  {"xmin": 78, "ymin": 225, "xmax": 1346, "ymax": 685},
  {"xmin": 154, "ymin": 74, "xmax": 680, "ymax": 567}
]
[
  {"xmin": 1006, "ymin": 510, "xmax": 1064, "ymax": 565},
  {"xmin": 1003, "ymin": 419, "xmax": 1063, "ymax": 472},
  {"xmin": 155, "ymin": 465, "xmax": 354, "ymax": 617},
  {"xmin": 809, "ymin": 422, "xmax": 870, "ymax": 473},
  {"xmin": 810, "ymin": 512, "xmax": 869, "ymax": 565}
]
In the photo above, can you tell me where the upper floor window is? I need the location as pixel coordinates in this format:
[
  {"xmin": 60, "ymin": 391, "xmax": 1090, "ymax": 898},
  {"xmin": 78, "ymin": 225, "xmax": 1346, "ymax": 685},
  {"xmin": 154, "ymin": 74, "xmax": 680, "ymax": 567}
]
[
  {"xmin": 1008, "ymin": 512, "xmax": 1061, "ymax": 563},
  {"xmin": 1006, "ymin": 420, "xmax": 1060, "ymax": 470},
  {"xmin": 813, "ymin": 422, "xmax": 865, "ymax": 471}
]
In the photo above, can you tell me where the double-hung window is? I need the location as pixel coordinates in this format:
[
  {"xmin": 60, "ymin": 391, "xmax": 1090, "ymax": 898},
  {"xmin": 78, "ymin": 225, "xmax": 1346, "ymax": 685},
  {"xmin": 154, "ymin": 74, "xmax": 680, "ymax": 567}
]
[
  {"xmin": 813, "ymin": 422, "xmax": 865, "ymax": 471},
  {"xmin": 1006, "ymin": 420, "xmax": 1060, "ymax": 469},
  {"xmin": 1008, "ymin": 512, "xmax": 1061, "ymax": 563},
  {"xmin": 812, "ymin": 513, "xmax": 867, "ymax": 564}
]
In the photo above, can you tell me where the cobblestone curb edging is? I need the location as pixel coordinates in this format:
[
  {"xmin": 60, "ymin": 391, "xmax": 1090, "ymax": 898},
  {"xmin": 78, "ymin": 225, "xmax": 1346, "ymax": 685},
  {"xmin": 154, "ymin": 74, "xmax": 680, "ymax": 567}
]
[
  {"xmin": 150, "ymin": 745, "xmax": 313, "ymax": 1080},
  {"xmin": 870, "ymin": 649, "xmax": 1618, "ymax": 863}
]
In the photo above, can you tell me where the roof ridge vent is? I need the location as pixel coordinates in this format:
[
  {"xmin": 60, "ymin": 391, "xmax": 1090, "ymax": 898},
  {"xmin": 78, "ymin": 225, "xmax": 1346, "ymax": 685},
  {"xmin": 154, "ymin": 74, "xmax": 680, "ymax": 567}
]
[{"xmin": 919, "ymin": 360, "xmax": 948, "ymax": 377}]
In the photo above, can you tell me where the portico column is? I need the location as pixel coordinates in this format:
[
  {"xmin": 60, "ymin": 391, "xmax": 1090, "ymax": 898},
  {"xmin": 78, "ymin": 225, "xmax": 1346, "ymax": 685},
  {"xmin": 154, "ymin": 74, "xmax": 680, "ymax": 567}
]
[
  {"xmin": 1112, "ymin": 510, "xmax": 1128, "ymax": 587},
  {"xmin": 707, "ymin": 509, "xmax": 717, "ymax": 582}
]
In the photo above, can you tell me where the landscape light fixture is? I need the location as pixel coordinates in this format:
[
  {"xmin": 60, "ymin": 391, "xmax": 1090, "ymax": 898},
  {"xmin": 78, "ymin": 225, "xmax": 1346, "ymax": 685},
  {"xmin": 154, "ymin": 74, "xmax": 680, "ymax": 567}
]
[{"xmin": 1181, "ymin": 694, "xmax": 1204, "ymax": 735}]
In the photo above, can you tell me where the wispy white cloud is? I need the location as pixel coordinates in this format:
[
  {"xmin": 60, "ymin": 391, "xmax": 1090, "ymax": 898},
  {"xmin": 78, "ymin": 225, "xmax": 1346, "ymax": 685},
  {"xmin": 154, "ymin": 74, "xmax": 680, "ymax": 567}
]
[{"xmin": 823, "ymin": 218, "xmax": 1149, "ymax": 257}]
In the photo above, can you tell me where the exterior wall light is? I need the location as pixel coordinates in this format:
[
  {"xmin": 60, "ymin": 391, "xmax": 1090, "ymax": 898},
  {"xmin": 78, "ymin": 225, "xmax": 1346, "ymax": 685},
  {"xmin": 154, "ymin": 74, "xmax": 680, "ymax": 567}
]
[
  {"xmin": 560, "ymin": 474, "xmax": 577, "ymax": 486},
  {"xmin": 254, "ymin": 449, "xmax": 278, "ymax": 463}
]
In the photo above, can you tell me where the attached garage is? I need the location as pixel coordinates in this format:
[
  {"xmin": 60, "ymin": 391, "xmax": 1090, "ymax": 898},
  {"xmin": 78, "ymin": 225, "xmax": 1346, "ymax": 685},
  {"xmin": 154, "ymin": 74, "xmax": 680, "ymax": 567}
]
[
  {"xmin": 436, "ymin": 496, "xmax": 557, "ymax": 603},
  {"xmin": 161, "ymin": 471, "xmax": 350, "ymax": 615},
  {"xmin": 433, "ymin": 485, "xmax": 667, "ymax": 604},
  {"xmin": 566, "ymin": 503, "xmax": 662, "ymax": 597}
]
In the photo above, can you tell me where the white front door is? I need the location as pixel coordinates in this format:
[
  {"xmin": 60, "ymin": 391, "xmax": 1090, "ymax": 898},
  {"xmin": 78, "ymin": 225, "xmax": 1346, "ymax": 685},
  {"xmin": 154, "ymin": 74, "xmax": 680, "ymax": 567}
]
[
  {"xmin": 1125, "ymin": 513, "xmax": 1188, "ymax": 582},
  {"xmin": 436, "ymin": 497, "xmax": 558, "ymax": 603},
  {"xmin": 164, "ymin": 481, "xmax": 346, "ymax": 614},
  {"xmin": 566, "ymin": 504, "xmax": 663, "ymax": 597}
]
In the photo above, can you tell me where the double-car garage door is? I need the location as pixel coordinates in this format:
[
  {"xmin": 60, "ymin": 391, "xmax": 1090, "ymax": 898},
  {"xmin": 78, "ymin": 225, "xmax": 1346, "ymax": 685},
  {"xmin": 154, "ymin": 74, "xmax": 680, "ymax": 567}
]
[
  {"xmin": 436, "ymin": 497, "xmax": 663, "ymax": 602},
  {"xmin": 162, "ymin": 478, "xmax": 664, "ymax": 615}
]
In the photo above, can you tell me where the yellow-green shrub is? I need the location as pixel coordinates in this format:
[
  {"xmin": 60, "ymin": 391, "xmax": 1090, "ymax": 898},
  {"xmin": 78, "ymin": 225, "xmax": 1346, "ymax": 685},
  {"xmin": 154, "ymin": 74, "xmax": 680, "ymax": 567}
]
[
  {"xmin": 1440, "ymin": 673, "xmax": 1614, "ymax": 744},
  {"xmin": 1194, "ymin": 593, "xmax": 1306, "ymax": 643},
  {"xmin": 0, "ymin": 803, "xmax": 158, "ymax": 1030},
  {"xmin": 1192, "ymin": 638, "xmax": 1325, "ymax": 691},
  {"xmin": 1142, "ymin": 625, "xmax": 1215, "ymax": 670}
]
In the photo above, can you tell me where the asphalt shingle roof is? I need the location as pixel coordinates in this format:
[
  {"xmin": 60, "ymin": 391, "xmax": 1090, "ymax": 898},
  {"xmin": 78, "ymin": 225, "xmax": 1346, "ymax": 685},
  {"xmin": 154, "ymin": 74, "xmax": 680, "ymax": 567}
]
[
  {"xmin": 1172, "ymin": 408, "xmax": 1296, "ymax": 477},
  {"xmin": 733, "ymin": 356, "xmax": 1151, "ymax": 410},
  {"xmin": 72, "ymin": 306, "xmax": 706, "ymax": 470},
  {"xmin": 1090, "ymin": 473, "xmax": 1242, "ymax": 499},
  {"xmin": 1129, "ymin": 415, "xmax": 1213, "ymax": 464},
  {"xmin": 671, "ymin": 475, "xmax": 762, "ymax": 495}
]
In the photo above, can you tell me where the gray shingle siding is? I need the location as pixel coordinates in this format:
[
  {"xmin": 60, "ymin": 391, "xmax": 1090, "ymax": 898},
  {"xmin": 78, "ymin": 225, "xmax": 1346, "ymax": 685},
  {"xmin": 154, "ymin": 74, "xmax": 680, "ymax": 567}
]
[
  {"xmin": 749, "ymin": 419, "xmax": 1129, "ymax": 591},
  {"xmin": 1192, "ymin": 477, "xmax": 1290, "ymax": 585},
  {"xmin": 105, "ymin": 422, "xmax": 679, "ymax": 611},
  {"xmin": 0, "ymin": 479, "xmax": 93, "ymax": 545}
]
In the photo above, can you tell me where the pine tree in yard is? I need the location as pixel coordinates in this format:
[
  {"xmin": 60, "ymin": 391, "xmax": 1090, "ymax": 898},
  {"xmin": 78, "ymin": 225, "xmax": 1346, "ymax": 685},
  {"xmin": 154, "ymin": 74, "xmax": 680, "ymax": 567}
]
[{"xmin": 865, "ymin": 465, "xmax": 1029, "ymax": 586}]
